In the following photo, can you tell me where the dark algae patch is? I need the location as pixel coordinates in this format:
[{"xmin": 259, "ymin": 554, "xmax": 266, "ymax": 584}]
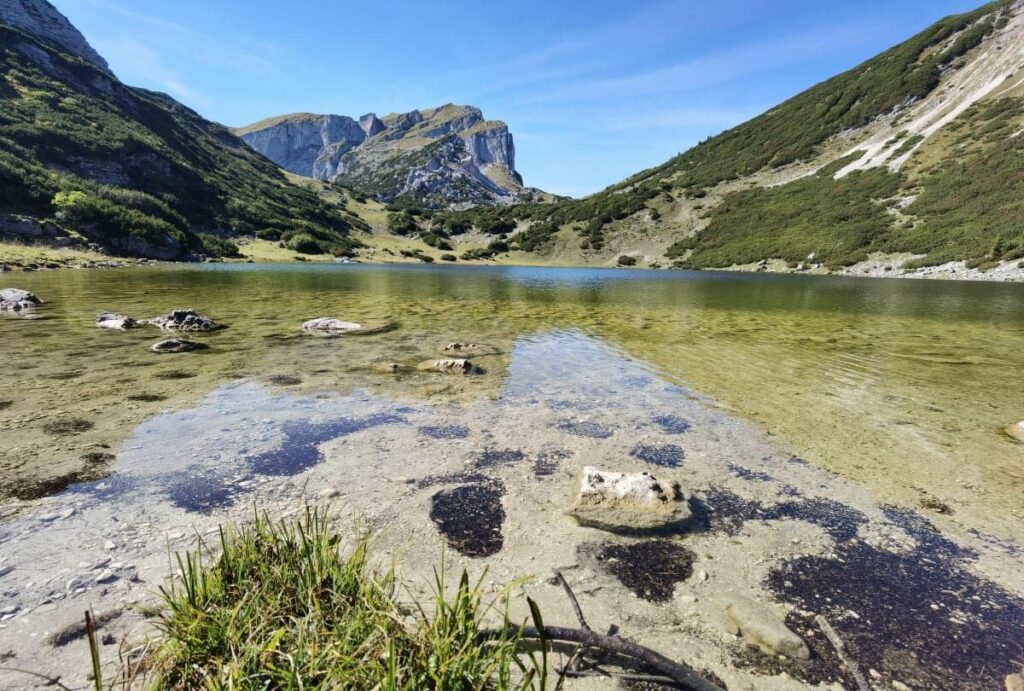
[
  {"xmin": 629, "ymin": 443, "xmax": 685, "ymax": 468},
  {"xmin": 0, "ymin": 400, "xmax": 12, "ymax": 411},
  {"xmin": 582, "ymin": 540, "xmax": 695, "ymax": 603},
  {"xmin": 267, "ymin": 375, "xmax": 302, "ymax": 386},
  {"xmin": 42, "ymin": 417, "xmax": 94, "ymax": 436},
  {"xmin": 727, "ymin": 463, "xmax": 773, "ymax": 482},
  {"xmin": 418, "ymin": 424, "xmax": 470, "ymax": 440},
  {"xmin": 474, "ymin": 448, "xmax": 526, "ymax": 469},
  {"xmin": 651, "ymin": 414, "xmax": 691, "ymax": 434},
  {"xmin": 154, "ymin": 370, "xmax": 197, "ymax": 380},
  {"xmin": 166, "ymin": 471, "xmax": 240, "ymax": 513},
  {"xmin": 696, "ymin": 488, "xmax": 1024, "ymax": 689},
  {"xmin": 429, "ymin": 483, "xmax": 505, "ymax": 557},
  {"xmin": 126, "ymin": 393, "xmax": 167, "ymax": 402},
  {"xmin": 556, "ymin": 419, "xmax": 614, "ymax": 439},
  {"xmin": 533, "ymin": 449, "xmax": 570, "ymax": 477}
]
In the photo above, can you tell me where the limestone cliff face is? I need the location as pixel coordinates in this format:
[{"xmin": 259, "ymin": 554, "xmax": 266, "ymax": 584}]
[
  {"xmin": 236, "ymin": 104, "xmax": 529, "ymax": 206},
  {"xmin": 0, "ymin": 0, "xmax": 110, "ymax": 74}
]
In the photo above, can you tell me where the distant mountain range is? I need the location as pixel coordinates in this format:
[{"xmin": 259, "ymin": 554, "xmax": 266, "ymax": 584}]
[
  {"xmin": 235, "ymin": 106, "xmax": 548, "ymax": 206},
  {"xmin": 1, "ymin": 0, "xmax": 1021, "ymax": 275}
]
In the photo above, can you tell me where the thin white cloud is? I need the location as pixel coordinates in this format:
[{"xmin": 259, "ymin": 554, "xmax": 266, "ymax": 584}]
[{"xmin": 68, "ymin": 0, "xmax": 280, "ymax": 76}]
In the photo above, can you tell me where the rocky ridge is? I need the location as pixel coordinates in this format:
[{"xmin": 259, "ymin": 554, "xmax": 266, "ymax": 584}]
[
  {"xmin": 236, "ymin": 104, "xmax": 536, "ymax": 206},
  {"xmin": 0, "ymin": 0, "xmax": 110, "ymax": 74}
]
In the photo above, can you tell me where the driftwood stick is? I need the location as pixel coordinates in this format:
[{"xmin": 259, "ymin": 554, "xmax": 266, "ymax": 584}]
[
  {"xmin": 815, "ymin": 614, "xmax": 869, "ymax": 691},
  {"xmin": 557, "ymin": 666, "xmax": 690, "ymax": 687},
  {"xmin": 554, "ymin": 569, "xmax": 590, "ymax": 631},
  {"xmin": 481, "ymin": 625, "xmax": 724, "ymax": 691}
]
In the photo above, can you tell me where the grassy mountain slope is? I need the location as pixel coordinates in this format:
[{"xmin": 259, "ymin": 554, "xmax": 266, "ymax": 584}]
[
  {"xmin": 0, "ymin": 18, "xmax": 360, "ymax": 259},
  {"xmin": 440, "ymin": 0, "xmax": 1023, "ymax": 274}
]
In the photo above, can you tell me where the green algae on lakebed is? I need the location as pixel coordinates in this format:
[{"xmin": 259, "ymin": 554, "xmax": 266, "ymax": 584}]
[{"xmin": 0, "ymin": 262, "xmax": 1023, "ymax": 539}]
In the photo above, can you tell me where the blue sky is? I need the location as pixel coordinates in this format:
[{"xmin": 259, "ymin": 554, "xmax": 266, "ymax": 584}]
[{"xmin": 56, "ymin": 0, "xmax": 985, "ymax": 197}]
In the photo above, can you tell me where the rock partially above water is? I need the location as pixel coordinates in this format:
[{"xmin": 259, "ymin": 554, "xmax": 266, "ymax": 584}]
[
  {"xmin": 146, "ymin": 309, "xmax": 221, "ymax": 332},
  {"xmin": 95, "ymin": 312, "xmax": 137, "ymax": 330},
  {"xmin": 720, "ymin": 593, "xmax": 810, "ymax": 660},
  {"xmin": 567, "ymin": 466, "xmax": 691, "ymax": 533},
  {"xmin": 1005, "ymin": 420, "xmax": 1024, "ymax": 443},
  {"xmin": 302, "ymin": 318, "xmax": 395, "ymax": 335},
  {"xmin": 417, "ymin": 358, "xmax": 473, "ymax": 375},
  {"xmin": 442, "ymin": 342, "xmax": 497, "ymax": 356},
  {"xmin": 303, "ymin": 317, "xmax": 363, "ymax": 333},
  {"xmin": 0, "ymin": 288, "xmax": 41, "ymax": 314},
  {"xmin": 1006, "ymin": 673, "xmax": 1024, "ymax": 691},
  {"xmin": 151, "ymin": 339, "xmax": 201, "ymax": 354}
]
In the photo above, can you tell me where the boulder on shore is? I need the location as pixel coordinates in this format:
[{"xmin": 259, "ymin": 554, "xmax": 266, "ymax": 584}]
[
  {"xmin": 145, "ymin": 309, "xmax": 221, "ymax": 332},
  {"xmin": 567, "ymin": 466, "xmax": 692, "ymax": 533},
  {"xmin": 720, "ymin": 593, "xmax": 810, "ymax": 660},
  {"xmin": 96, "ymin": 312, "xmax": 137, "ymax": 330},
  {"xmin": 417, "ymin": 358, "xmax": 473, "ymax": 375},
  {"xmin": 0, "ymin": 288, "xmax": 41, "ymax": 314},
  {"xmin": 151, "ymin": 338, "xmax": 201, "ymax": 354}
]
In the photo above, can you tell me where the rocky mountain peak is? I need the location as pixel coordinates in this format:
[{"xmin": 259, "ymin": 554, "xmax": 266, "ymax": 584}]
[
  {"xmin": 0, "ymin": 0, "xmax": 111, "ymax": 74},
  {"xmin": 236, "ymin": 103, "xmax": 533, "ymax": 206}
]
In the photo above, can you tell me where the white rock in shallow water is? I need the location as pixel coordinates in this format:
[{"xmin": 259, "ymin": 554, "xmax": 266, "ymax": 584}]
[
  {"xmin": 720, "ymin": 593, "xmax": 810, "ymax": 660},
  {"xmin": 1005, "ymin": 421, "xmax": 1024, "ymax": 443},
  {"xmin": 303, "ymin": 317, "xmax": 363, "ymax": 333},
  {"xmin": 566, "ymin": 466, "xmax": 691, "ymax": 532},
  {"xmin": 95, "ymin": 312, "xmax": 137, "ymax": 330},
  {"xmin": 0, "ymin": 288, "xmax": 41, "ymax": 313},
  {"xmin": 417, "ymin": 358, "xmax": 473, "ymax": 375}
]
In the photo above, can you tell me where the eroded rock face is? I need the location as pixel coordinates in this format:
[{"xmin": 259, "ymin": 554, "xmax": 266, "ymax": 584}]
[
  {"xmin": 0, "ymin": 288, "xmax": 41, "ymax": 314},
  {"xmin": 720, "ymin": 593, "xmax": 810, "ymax": 660},
  {"xmin": 567, "ymin": 466, "xmax": 691, "ymax": 533},
  {"xmin": 150, "ymin": 339, "xmax": 200, "ymax": 354},
  {"xmin": 95, "ymin": 312, "xmax": 137, "ymax": 330},
  {"xmin": 236, "ymin": 104, "xmax": 529, "ymax": 205},
  {"xmin": 0, "ymin": 0, "xmax": 111, "ymax": 74},
  {"xmin": 417, "ymin": 358, "xmax": 473, "ymax": 375},
  {"xmin": 146, "ymin": 309, "xmax": 221, "ymax": 332}
]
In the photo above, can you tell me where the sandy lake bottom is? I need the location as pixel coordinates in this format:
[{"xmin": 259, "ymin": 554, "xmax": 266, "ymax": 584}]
[{"xmin": 0, "ymin": 263, "xmax": 1022, "ymax": 689}]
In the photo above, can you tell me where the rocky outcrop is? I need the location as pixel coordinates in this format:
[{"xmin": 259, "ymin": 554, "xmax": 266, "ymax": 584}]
[
  {"xmin": 0, "ymin": 214, "xmax": 77, "ymax": 248},
  {"xmin": 0, "ymin": 288, "xmax": 41, "ymax": 314},
  {"xmin": 236, "ymin": 104, "xmax": 531, "ymax": 206},
  {"xmin": 567, "ymin": 467, "xmax": 692, "ymax": 533},
  {"xmin": 146, "ymin": 309, "xmax": 221, "ymax": 332},
  {"xmin": 0, "ymin": 0, "xmax": 111, "ymax": 74}
]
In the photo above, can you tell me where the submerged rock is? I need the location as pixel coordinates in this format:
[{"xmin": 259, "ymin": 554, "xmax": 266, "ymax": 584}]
[
  {"xmin": 567, "ymin": 466, "xmax": 691, "ymax": 533},
  {"xmin": 302, "ymin": 318, "xmax": 395, "ymax": 335},
  {"xmin": 720, "ymin": 593, "xmax": 810, "ymax": 660},
  {"xmin": 146, "ymin": 309, "xmax": 221, "ymax": 332},
  {"xmin": 0, "ymin": 288, "xmax": 41, "ymax": 313},
  {"xmin": 302, "ymin": 317, "xmax": 364, "ymax": 333},
  {"xmin": 442, "ymin": 342, "xmax": 497, "ymax": 356},
  {"xmin": 151, "ymin": 338, "xmax": 201, "ymax": 354},
  {"xmin": 95, "ymin": 312, "xmax": 137, "ymax": 330},
  {"xmin": 1005, "ymin": 420, "xmax": 1024, "ymax": 443},
  {"xmin": 417, "ymin": 358, "xmax": 473, "ymax": 375},
  {"xmin": 369, "ymin": 361, "xmax": 403, "ymax": 374}
]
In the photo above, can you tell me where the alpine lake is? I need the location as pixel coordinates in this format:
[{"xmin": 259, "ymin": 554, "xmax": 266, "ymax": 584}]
[{"xmin": 1, "ymin": 262, "xmax": 1022, "ymax": 690}]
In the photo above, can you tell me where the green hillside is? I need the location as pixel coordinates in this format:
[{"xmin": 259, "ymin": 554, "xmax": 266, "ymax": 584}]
[
  {"xmin": 0, "ymin": 22, "xmax": 360, "ymax": 259},
  {"xmin": 440, "ymin": 0, "xmax": 1023, "ymax": 271}
]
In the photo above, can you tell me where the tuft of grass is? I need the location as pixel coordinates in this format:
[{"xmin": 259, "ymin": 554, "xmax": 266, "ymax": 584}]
[{"xmin": 146, "ymin": 507, "xmax": 539, "ymax": 689}]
